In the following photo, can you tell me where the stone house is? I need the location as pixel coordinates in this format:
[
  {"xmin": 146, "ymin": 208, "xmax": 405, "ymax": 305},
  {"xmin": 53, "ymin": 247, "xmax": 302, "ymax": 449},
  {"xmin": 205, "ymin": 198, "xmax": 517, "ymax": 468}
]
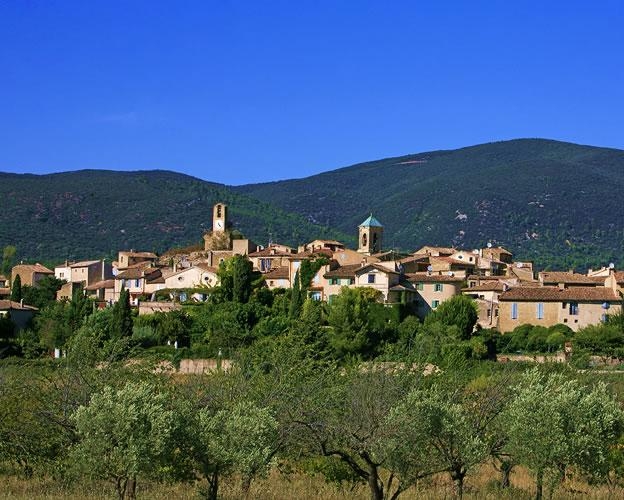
[
  {"xmin": 498, "ymin": 286, "xmax": 621, "ymax": 333},
  {"xmin": 405, "ymin": 272, "xmax": 465, "ymax": 319},
  {"xmin": 11, "ymin": 263, "xmax": 54, "ymax": 287}
]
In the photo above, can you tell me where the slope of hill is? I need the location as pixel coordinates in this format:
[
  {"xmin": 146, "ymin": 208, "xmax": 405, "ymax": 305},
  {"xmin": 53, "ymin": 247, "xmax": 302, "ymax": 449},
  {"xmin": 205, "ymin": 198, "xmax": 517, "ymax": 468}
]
[
  {"xmin": 0, "ymin": 170, "xmax": 349, "ymax": 262},
  {"xmin": 234, "ymin": 139, "xmax": 624, "ymax": 269},
  {"xmin": 2, "ymin": 139, "xmax": 623, "ymax": 269}
]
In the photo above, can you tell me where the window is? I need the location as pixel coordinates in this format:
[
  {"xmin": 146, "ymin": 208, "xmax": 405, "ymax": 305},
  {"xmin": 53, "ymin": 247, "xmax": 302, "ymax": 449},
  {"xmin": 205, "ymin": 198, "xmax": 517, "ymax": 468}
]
[
  {"xmin": 536, "ymin": 302, "xmax": 544, "ymax": 319},
  {"xmin": 434, "ymin": 283, "xmax": 443, "ymax": 292},
  {"xmin": 511, "ymin": 302, "xmax": 518, "ymax": 319},
  {"xmin": 569, "ymin": 302, "xmax": 579, "ymax": 315},
  {"xmin": 330, "ymin": 278, "xmax": 339, "ymax": 285},
  {"xmin": 495, "ymin": 309, "xmax": 499, "ymax": 317},
  {"xmin": 432, "ymin": 300, "xmax": 440, "ymax": 309},
  {"xmin": 135, "ymin": 279, "xmax": 140, "ymax": 288},
  {"xmin": 367, "ymin": 274, "xmax": 375, "ymax": 284},
  {"xmin": 349, "ymin": 278, "xmax": 355, "ymax": 285},
  {"xmin": 309, "ymin": 291, "xmax": 321, "ymax": 301},
  {"xmin": 362, "ymin": 233, "xmax": 367, "ymax": 247},
  {"xmin": 416, "ymin": 282, "xmax": 424, "ymax": 291},
  {"xmin": 487, "ymin": 308, "xmax": 491, "ymax": 317}
]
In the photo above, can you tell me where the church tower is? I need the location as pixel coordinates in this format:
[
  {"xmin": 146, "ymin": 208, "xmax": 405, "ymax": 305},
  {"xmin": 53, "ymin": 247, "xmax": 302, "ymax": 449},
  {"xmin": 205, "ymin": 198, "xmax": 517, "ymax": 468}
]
[
  {"xmin": 358, "ymin": 215, "xmax": 383, "ymax": 255},
  {"xmin": 212, "ymin": 203, "xmax": 228, "ymax": 233}
]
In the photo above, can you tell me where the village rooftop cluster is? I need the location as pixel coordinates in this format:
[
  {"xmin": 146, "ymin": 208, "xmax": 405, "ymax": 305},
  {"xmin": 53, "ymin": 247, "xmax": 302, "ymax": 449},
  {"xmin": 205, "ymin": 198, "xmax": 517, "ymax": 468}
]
[{"xmin": 1, "ymin": 203, "xmax": 622, "ymax": 332}]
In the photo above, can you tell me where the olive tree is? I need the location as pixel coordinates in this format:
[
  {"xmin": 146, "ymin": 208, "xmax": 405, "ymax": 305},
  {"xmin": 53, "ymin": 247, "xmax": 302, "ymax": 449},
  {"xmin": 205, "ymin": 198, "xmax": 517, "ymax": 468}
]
[
  {"xmin": 70, "ymin": 381, "xmax": 178, "ymax": 500},
  {"xmin": 504, "ymin": 369, "xmax": 624, "ymax": 500}
]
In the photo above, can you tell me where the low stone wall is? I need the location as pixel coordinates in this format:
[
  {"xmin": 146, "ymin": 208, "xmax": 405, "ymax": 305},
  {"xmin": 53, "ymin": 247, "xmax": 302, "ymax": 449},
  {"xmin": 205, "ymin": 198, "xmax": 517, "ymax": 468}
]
[
  {"xmin": 498, "ymin": 352, "xmax": 568, "ymax": 364},
  {"xmin": 178, "ymin": 358, "xmax": 233, "ymax": 374}
]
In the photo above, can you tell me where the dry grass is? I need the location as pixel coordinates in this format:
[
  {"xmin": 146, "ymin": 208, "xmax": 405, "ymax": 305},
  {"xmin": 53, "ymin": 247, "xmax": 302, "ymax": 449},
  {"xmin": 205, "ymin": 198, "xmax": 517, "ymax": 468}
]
[{"xmin": 1, "ymin": 463, "xmax": 622, "ymax": 499}]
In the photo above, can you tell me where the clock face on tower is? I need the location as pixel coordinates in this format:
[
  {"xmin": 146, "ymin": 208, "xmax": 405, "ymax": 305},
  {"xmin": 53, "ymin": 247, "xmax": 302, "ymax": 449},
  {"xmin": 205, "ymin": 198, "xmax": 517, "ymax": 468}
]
[{"xmin": 215, "ymin": 220, "xmax": 224, "ymax": 230}]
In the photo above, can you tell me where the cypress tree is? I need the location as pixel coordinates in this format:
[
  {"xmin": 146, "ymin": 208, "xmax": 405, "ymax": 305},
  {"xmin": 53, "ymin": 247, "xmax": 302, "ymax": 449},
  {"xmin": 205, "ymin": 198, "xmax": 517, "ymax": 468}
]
[
  {"xmin": 113, "ymin": 288, "xmax": 133, "ymax": 338},
  {"xmin": 10, "ymin": 274, "xmax": 21, "ymax": 302}
]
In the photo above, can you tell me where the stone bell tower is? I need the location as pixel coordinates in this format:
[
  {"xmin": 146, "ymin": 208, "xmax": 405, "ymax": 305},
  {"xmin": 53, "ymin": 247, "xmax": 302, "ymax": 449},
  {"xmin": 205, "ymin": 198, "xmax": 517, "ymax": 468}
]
[
  {"xmin": 357, "ymin": 214, "xmax": 383, "ymax": 255},
  {"xmin": 212, "ymin": 203, "xmax": 228, "ymax": 233}
]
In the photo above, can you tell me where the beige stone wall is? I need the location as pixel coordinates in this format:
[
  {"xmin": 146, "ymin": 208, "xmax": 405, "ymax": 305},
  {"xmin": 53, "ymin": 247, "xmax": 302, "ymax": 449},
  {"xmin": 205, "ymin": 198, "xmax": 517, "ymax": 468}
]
[
  {"xmin": 498, "ymin": 300, "xmax": 621, "ymax": 333},
  {"xmin": 354, "ymin": 268, "xmax": 397, "ymax": 301}
]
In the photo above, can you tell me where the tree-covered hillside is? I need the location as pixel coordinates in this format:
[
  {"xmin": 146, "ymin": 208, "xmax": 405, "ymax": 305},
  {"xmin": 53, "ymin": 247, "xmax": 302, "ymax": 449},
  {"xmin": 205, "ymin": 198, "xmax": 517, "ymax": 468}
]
[
  {"xmin": 2, "ymin": 139, "xmax": 623, "ymax": 269},
  {"xmin": 235, "ymin": 139, "xmax": 624, "ymax": 270},
  {"xmin": 0, "ymin": 170, "xmax": 349, "ymax": 262}
]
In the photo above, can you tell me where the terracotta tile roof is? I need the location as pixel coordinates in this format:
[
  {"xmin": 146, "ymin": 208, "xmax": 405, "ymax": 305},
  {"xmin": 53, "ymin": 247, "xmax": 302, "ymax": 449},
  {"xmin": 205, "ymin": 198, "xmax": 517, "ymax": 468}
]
[
  {"xmin": 357, "ymin": 263, "xmax": 400, "ymax": 275},
  {"xmin": 248, "ymin": 247, "xmax": 294, "ymax": 257},
  {"xmin": 291, "ymin": 249, "xmax": 334, "ymax": 259},
  {"xmin": 462, "ymin": 281, "xmax": 506, "ymax": 292},
  {"xmin": 85, "ymin": 279, "xmax": 115, "ymax": 291},
  {"xmin": 69, "ymin": 260, "xmax": 101, "ymax": 268},
  {"xmin": 539, "ymin": 272, "xmax": 605, "ymax": 285},
  {"xmin": 13, "ymin": 263, "xmax": 54, "ymax": 274},
  {"xmin": 0, "ymin": 288, "xmax": 10, "ymax": 296},
  {"xmin": 195, "ymin": 263, "xmax": 218, "ymax": 273},
  {"xmin": 324, "ymin": 264, "xmax": 362, "ymax": 278},
  {"xmin": 500, "ymin": 286, "xmax": 620, "ymax": 302},
  {"xmin": 116, "ymin": 267, "xmax": 161, "ymax": 280},
  {"xmin": 406, "ymin": 272, "xmax": 465, "ymax": 283},
  {"xmin": 614, "ymin": 271, "xmax": 624, "ymax": 284},
  {"xmin": 399, "ymin": 254, "xmax": 430, "ymax": 264},
  {"xmin": 120, "ymin": 251, "xmax": 158, "ymax": 258},
  {"xmin": 431, "ymin": 256, "xmax": 475, "ymax": 266},
  {"xmin": 0, "ymin": 300, "xmax": 38, "ymax": 311},
  {"xmin": 264, "ymin": 266, "xmax": 290, "ymax": 279},
  {"xmin": 417, "ymin": 246, "xmax": 456, "ymax": 254},
  {"xmin": 468, "ymin": 274, "xmax": 508, "ymax": 281}
]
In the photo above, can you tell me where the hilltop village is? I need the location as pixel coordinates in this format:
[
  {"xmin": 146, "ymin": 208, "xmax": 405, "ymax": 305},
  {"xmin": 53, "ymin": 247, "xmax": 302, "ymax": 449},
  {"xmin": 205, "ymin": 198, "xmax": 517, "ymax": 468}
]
[{"xmin": 2, "ymin": 202, "xmax": 622, "ymax": 334}]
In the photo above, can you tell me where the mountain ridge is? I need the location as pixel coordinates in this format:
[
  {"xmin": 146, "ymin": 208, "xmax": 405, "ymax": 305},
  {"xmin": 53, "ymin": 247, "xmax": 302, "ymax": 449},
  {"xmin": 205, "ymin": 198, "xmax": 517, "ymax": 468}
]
[{"xmin": 1, "ymin": 138, "xmax": 623, "ymax": 269}]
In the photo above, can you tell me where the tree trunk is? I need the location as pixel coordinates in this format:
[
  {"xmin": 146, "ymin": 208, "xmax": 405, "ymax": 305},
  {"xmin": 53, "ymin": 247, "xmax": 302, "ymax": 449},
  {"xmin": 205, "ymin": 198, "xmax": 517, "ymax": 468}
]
[
  {"xmin": 451, "ymin": 469, "xmax": 466, "ymax": 499},
  {"xmin": 241, "ymin": 475, "xmax": 252, "ymax": 497},
  {"xmin": 115, "ymin": 477, "xmax": 127, "ymax": 500},
  {"xmin": 500, "ymin": 460, "xmax": 513, "ymax": 488},
  {"xmin": 366, "ymin": 463, "xmax": 384, "ymax": 500},
  {"xmin": 205, "ymin": 471, "xmax": 219, "ymax": 500},
  {"xmin": 126, "ymin": 477, "xmax": 136, "ymax": 500},
  {"xmin": 535, "ymin": 469, "xmax": 543, "ymax": 500}
]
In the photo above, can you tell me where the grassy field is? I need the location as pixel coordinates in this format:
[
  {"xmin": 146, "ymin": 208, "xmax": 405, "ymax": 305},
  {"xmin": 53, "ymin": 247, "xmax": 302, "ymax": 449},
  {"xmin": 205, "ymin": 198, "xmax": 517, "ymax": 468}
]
[{"xmin": 1, "ymin": 463, "xmax": 621, "ymax": 499}]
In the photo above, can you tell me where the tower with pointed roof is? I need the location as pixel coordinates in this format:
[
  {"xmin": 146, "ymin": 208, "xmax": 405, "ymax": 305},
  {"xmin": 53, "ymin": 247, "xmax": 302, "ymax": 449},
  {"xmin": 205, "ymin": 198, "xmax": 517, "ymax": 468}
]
[{"xmin": 358, "ymin": 214, "xmax": 383, "ymax": 255}]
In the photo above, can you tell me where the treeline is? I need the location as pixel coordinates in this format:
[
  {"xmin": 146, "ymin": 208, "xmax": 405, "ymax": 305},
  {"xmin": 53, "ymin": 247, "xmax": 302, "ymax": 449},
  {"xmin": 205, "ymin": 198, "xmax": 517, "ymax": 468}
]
[
  {"xmin": 2, "ymin": 256, "xmax": 624, "ymax": 499},
  {"xmin": 1, "ymin": 338, "xmax": 623, "ymax": 500}
]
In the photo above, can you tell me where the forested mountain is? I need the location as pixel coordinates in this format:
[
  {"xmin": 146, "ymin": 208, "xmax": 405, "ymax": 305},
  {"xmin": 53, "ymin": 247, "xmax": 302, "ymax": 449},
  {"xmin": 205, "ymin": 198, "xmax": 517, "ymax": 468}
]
[
  {"xmin": 0, "ymin": 170, "xmax": 348, "ymax": 262},
  {"xmin": 1, "ymin": 139, "xmax": 623, "ymax": 269},
  {"xmin": 235, "ymin": 139, "xmax": 624, "ymax": 270}
]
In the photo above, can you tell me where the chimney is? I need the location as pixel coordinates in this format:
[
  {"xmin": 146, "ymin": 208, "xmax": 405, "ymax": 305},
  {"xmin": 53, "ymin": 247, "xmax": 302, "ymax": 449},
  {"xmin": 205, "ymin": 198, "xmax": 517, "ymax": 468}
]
[
  {"xmin": 20, "ymin": 299, "xmax": 24, "ymax": 307},
  {"xmin": 101, "ymin": 259, "xmax": 105, "ymax": 281}
]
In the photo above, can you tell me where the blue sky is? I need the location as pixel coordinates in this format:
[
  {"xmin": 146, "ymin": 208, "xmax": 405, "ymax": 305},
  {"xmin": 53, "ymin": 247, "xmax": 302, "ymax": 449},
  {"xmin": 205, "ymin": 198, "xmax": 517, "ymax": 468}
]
[{"xmin": 1, "ymin": 1, "xmax": 622, "ymax": 185}]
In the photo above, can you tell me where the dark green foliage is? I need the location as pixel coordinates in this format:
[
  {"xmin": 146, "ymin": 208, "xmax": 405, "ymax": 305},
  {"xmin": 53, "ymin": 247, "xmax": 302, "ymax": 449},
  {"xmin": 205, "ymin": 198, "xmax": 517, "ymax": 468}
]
[
  {"xmin": 288, "ymin": 272, "xmax": 302, "ymax": 319},
  {"xmin": 215, "ymin": 255, "xmax": 259, "ymax": 304},
  {"xmin": 236, "ymin": 139, "xmax": 624, "ymax": 270},
  {"xmin": 425, "ymin": 295, "xmax": 478, "ymax": 340},
  {"xmin": 0, "ymin": 313, "xmax": 17, "ymax": 356},
  {"xmin": 113, "ymin": 289, "xmax": 133, "ymax": 338},
  {"xmin": 10, "ymin": 274, "xmax": 21, "ymax": 302},
  {"xmin": 1, "ymin": 245, "xmax": 16, "ymax": 277},
  {"xmin": 499, "ymin": 323, "xmax": 574, "ymax": 354},
  {"xmin": 326, "ymin": 287, "xmax": 397, "ymax": 359},
  {"xmin": 0, "ymin": 170, "xmax": 349, "ymax": 262},
  {"xmin": 20, "ymin": 276, "xmax": 64, "ymax": 309},
  {"xmin": 574, "ymin": 323, "xmax": 624, "ymax": 357}
]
